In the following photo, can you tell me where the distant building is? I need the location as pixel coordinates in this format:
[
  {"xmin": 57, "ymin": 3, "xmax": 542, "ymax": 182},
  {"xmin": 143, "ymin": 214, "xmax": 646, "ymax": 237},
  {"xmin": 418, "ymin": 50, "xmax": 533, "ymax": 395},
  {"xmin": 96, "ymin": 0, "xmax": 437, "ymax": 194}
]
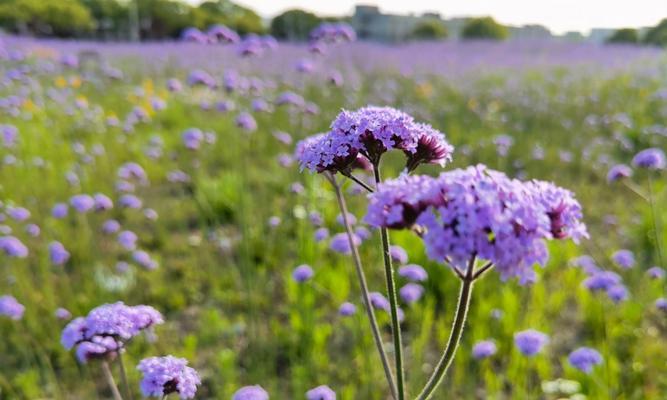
[
  {"xmin": 588, "ymin": 28, "xmax": 615, "ymax": 43},
  {"xmin": 351, "ymin": 5, "xmax": 442, "ymax": 42},
  {"xmin": 509, "ymin": 24, "xmax": 552, "ymax": 39},
  {"xmin": 350, "ymin": 4, "xmax": 579, "ymax": 42}
]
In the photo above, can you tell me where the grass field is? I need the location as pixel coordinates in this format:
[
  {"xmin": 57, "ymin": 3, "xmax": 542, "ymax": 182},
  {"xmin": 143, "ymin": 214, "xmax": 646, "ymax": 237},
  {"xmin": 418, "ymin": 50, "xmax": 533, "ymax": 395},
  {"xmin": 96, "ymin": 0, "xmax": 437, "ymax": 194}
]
[{"xmin": 0, "ymin": 37, "xmax": 665, "ymax": 399}]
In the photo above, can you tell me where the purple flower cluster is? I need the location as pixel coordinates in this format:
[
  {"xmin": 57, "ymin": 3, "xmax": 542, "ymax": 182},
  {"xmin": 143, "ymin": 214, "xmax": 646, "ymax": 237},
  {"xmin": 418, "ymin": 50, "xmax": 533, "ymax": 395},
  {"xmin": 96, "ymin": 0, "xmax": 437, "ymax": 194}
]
[
  {"xmin": 0, "ymin": 295, "xmax": 24, "ymax": 320},
  {"xmin": 61, "ymin": 302, "xmax": 163, "ymax": 363},
  {"xmin": 310, "ymin": 22, "xmax": 356, "ymax": 44},
  {"xmin": 137, "ymin": 356, "xmax": 201, "ymax": 399},
  {"xmin": 232, "ymin": 385, "xmax": 269, "ymax": 400},
  {"xmin": 606, "ymin": 164, "xmax": 632, "ymax": 182},
  {"xmin": 306, "ymin": 385, "xmax": 336, "ymax": 400},
  {"xmin": 297, "ymin": 106, "xmax": 452, "ymax": 173},
  {"xmin": 568, "ymin": 347, "xmax": 603, "ymax": 373},
  {"xmin": 292, "ymin": 264, "xmax": 314, "ymax": 283},
  {"xmin": 514, "ymin": 329, "xmax": 549, "ymax": 356},
  {"xmin": 0, "ymin": 235, "xmax": 28, "ymax": 257},
  {"xmin": 632, "ymin": 148, "xmax": 665, "ymax": 170},
  {"xmin": 472, "ymin": 340, "xmax": 497, "ymax": 359},
  {"xmin": 366, "ymin": 165, "xmax": 587, "ymax": 282}
]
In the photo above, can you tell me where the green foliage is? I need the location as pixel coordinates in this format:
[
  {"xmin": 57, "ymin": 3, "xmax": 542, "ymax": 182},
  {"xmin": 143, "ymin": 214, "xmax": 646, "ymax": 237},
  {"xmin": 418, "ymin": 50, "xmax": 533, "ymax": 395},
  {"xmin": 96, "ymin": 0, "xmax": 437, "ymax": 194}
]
[
  {"xmin": 644, "ymin": 18, "xmax": 667, "ymax": 47},
  {"xmin": 136, "ymin": 0, "xmax": 191, "ymax": 39},
  {"xmin": 461, "ymin": 16, "xmax": 508, "ymax": 40},
  {"xmin": 0, "ymin": 44, "xmax": 666, "ymax": 399},
  {"xmin": 193, "ymin": 0, "xmax": 265, "ymax": 35},
  {"xmin": 0, "ymin": 0, "xmax": 94, "ymax": 37},
  {"xmin": 607, "ymin": 28, "xmax": 639, "ymax": 44},
  {"xmin": 410, "ymin": 19, "xmax": 448, "ymax": 40},
  {"xmin": 270, "ymin": 9, "xmax": 321, "ymax": 40}
]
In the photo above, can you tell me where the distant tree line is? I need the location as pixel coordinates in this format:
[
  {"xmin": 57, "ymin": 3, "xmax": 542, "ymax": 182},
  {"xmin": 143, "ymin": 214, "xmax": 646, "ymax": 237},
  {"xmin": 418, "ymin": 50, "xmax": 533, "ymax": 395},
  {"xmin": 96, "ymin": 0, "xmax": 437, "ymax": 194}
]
[
  {"xmin": 0, "ymin": 0, "xmax": 265, "ymax": 40},
  {"xmin": 607, "ymin": 20, "xmax": 667, "ymax": 46},
  {"xmin": 1, "ymin": 0, "xmax": 667, "ymax": 47}
]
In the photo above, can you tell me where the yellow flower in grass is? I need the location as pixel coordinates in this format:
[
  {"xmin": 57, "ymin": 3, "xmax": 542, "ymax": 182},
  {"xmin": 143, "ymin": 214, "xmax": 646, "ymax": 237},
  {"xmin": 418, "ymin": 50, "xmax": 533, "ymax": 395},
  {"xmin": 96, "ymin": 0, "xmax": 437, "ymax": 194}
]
[
  {"xmin": 416, "ymin": 82, "xmax": 433, "ymax": 99},
  {"xmin": 55, "ymin": 76, "xmax": 67, "ymax": 88},
  {"xmin": 69, "ymin": 76, "xmax": 82, "ymax": 88},
  {"xmin": 22, "ymin": 99, "xmax": 37, "ymax": 112}
]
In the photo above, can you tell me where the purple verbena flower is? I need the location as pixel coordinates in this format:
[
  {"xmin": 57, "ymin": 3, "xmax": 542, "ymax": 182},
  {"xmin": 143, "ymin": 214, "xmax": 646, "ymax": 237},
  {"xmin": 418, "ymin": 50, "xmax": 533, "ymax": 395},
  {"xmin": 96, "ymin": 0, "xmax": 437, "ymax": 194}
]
[
  {"xmin": 232, "ymin": 385, "xmax": 269, "ymax": 400},
  {"xmin": 472, "ymin": 340, "xmax": 497, "ymax": 359},
  {"xmin": 306, "ymin": 385, "xmax": 336, "ymax": 400},
  {"xmin": 338, "ymin": 302, "xmax": 356, "ymax": 316},
  {"xmin": 606, "ymin": 164, "xmax": 632, "ymax": 182},
  {"xmin": 0, "ymin": 295, "xmax": 24, "ymax": 320},
  {"xmin": 49, "ymin": 241, "xmax": 70, "ymax": 266},
  {"xmin": 70, "ymin": 194, "xmax": 94, "ymax": 213},
  {"xmin": 647, "ymin": 266, "xmax": 665, "ymax": 279},
  {"xmin": 568, "ymin": 347, "xmax": 603, "ymax": 373},
  {"xmin": 0, "ymin": 236, "xmax": 28, "ymax": 257},
  {"xmin": 329, "ymin": 232, "xmax": 361, "ymax": 255},
  {"xmin": 398, "ymin": 264, "xmax": 428, "ymax": 281},
  {"xmin": 514, "ymin": 329, "xmax": 549, "ymax": 356},
  {"xmin": 389, "ymin": 245, "xmax": 408, "ymax": 264},
  {"xmin": 138, "ymin": 356, "xmax": 201, "ymax": 399},
  {"xmin": 292, "ymin": 264, "xmax": 314, "ymax": 283},
  {"xmin": 399, "ymin": 283, "xmax": 424, "ymax": 304},
  {"xmin": 632, "ymin": 148, "xmax": 665, "ymax": 170},
  {"xmin": 297, "ymin": 106, "xmax": 451, "ymax": 173},
  {"xmin": 612, "ymin": 249, "xmax": 635, "ymax": 269}
]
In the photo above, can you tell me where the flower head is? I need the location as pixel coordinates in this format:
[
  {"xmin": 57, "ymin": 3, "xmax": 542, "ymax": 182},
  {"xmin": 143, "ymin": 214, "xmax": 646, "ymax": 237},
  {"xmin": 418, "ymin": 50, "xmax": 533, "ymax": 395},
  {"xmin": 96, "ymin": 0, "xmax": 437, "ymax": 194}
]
[
  {"xmin": 606, "ymin": 164, "xmax": 632, "ymax": 182},
  {"xmin": 138, "ymin": 356, "xmax": 201, "ymax": 399},
  {"xmin": 632, "ymin": 148, "xmax": 665, "ymax": 170},
  {"xmin": 399, "ymin": 283, "xmax": 424, "ymax": 304},
  {"xmin": 329, "ymin": 232, "xmax": 361, "ymax": 255},
  {"xmin": 232, "ymin": 385, "xmax": 269, "ymax": 400},
  {"xmin": 306, "ymin": 385, "xmax": 336, "ymax": 400},
  {"xmin": 338, "ymin": 302, "xmax": 356, "ymax": 316},
  {"xmin": 472, "ymin": 340, "xmax": 497, "ymax": 359},
  {"xmin": 568, "ymin": 347, "xmax": 603, "ymax": 373},
  {"xmin": 514, "ymin": 329, "xmax": 549, "ymax": 356},
  {"xmin": 297, "ymin": 106, "xmax": 451, "ymax": 173},
  {"xmin": 367, "ymin": 165, "xmax": 586, "ymax": 282},
  {"xmin": 0, "ymin": 295, "xmax": 24, "ymax": 320},
  {"xmin": 49, "ymin": 241, "xmax": 70, "ymax": 265},
  {"xmin": 0, "ymin": 236, "xmax": 28, "ymax": 258},
  {"xmin": 612, "ymin": 249, "xmax": 635, "ymax": 269},
  {"xmin": 292, "ymin": 264, "xmax": 314, "ymax": 283},
  {"xmin": 398, "ymin": 264, "xmax": 428, "ymax": 282},
  {"xmin": 61, "ymin": 302, "xmax": 163, "ymax": 351}
]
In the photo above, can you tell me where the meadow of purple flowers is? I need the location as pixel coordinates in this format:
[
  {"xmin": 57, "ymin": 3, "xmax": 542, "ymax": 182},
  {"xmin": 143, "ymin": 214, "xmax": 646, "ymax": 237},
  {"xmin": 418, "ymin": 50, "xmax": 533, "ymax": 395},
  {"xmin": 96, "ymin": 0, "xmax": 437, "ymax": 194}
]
[{"xmin": 0, "ymin": 24, "xmax": 665, "ymax": 399}]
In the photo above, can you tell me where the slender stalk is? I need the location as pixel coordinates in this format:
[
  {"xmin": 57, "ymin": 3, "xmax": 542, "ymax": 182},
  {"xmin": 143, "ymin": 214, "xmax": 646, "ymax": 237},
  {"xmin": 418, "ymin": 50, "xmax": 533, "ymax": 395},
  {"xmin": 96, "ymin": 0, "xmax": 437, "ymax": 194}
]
[
  {"xmin": 416, "ymin": 257, "xmax": 476, "ymax": 400},
  {"xmin": 647, "ymin": 176, "xmax": 664, "ymax": 268},
  {"xmin": 342, "ymin": 172, "xmax": 374, "ymax": 193},
  {"xmin": 117, "ymin": 351, "xmax": 133, "ymax": 400},
  {"xmin": 101, "ymin": 360, "xmax": 123, "ymax": 400},
  {"xmin": 327, "ymin": 173, "xmax": 398, "ymax": 399},
  {"xmin": 372, "ymin": 163, "xmax": 405, "ymax": 400},
  {"xmin": 622, "ymin": 180, "xmax": 649, "ymax": 201},
  {"xmin": 472, "ymin": 261, "xmax": 494, "ymax": 280}
]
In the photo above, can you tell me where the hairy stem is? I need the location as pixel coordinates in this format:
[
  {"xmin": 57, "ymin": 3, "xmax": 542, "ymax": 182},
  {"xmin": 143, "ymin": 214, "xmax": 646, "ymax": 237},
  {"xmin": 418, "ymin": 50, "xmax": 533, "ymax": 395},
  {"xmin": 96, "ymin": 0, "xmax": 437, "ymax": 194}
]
[
  {"xmin": 327, "ymin": 173, "xmax": 398, "ymax": 399},
  {"xmin": 117, "ymin": 351, "xmax": 133, "ymax": 400},
  {"xmin": 343, "ymin": 172, "xmax": 374, "ymax": 193},
  {"xmin": 647, "ymin": 176, "xmax": 664, "ymax": 268},
  {"xmin": 416, "ymin": 257, "xmax": 476, "ymax": 400},
  {"xmin": 372, "ymin": 164, "xmax": 405, "ymax": 400},
  {"xmin": 101, "ymin": 360, "xmax": 123, "ymax": 400}
]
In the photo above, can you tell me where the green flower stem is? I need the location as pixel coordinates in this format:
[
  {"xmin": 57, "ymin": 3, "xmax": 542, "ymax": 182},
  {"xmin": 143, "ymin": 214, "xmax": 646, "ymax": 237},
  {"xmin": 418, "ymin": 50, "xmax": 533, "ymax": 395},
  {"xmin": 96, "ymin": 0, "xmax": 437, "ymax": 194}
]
[
  {"xmin": 117, "ymin": 351, "xmax": 133, "ymax": 400},
  {"xmin": 101, "ymin": 360, "xmax": 123, "ymax": 400},
  {"xmin": 328, "ymin": 173, "xmax": 398, "ymax": 399},
  {"xmin": 372, "ymin": 164, "xmax": 405, "ymax": 400},
  {"xmin": 415, "ymin": 257, "xmax": 477, "ymax": 400}
]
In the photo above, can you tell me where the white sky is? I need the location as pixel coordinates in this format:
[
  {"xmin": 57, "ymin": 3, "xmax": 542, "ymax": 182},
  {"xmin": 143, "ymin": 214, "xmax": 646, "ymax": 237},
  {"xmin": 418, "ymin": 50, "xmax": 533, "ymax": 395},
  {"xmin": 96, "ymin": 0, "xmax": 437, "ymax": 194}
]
[{"xmin": 186, "ymin": 0, "xmax": 667, "ymax": 34}]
